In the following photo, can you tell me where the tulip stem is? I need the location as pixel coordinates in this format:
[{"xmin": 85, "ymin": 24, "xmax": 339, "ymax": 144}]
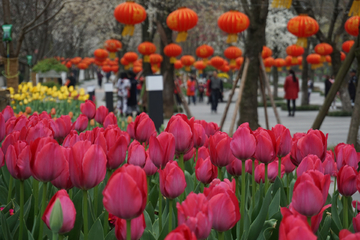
[
  {"xmin": 178, "ymin": 154, "xmax": 185, "ymax": 173},
  {"xmin": 240, "ymin": 160, "xmax": 246, "ymax": 236},
  {"xmin": 38, "ymin": 182, "xmax": 48, "ymax": 240},
  {"xmin": 33, "ymin": 179, "xmax": 39, "ymax": 217},
  {"xmin": 168, "ymin": 199, "xmax": 173, "ymax": 233},
  {"xmin": 252, "ymin": 160, "xmax": 256, "ymax": 206},
  {"xmin": 307, "ymin": 217, "xmax": 311, "ymax": 228},
  {"xmin": 194, "ymin": 148, "xmax": 199, "ymax": 184},
  {"xmin": 58, "ymin": 235, "xmax": 63, "ymax": 240},
  {"xmin": 52, "ymin": 232, "xmax": 58, "ymax": 240},
  {"xmin": 7, "ymin": 175, "xmax": 13, "ymax": 203},
  {"xmin": 158, "ymin": 188, "xmax": 163, "ymax": 233},
  {"xmin": 83, "ymin": 190, "xmax": 89, "ymax": 240},
  {"xmin": 103, "ymin": 210, "xmax": 109, "ymax": 236},
  {"xmin": 218, "ymin": 167, "xmax": 223, "ymax": 181},
  {"xmin": 94, "ymin": 185, "xmax": 98, "ymax": 217},
  {"xmin": 278, "ymin": 156, "xmax": 281, "ymax": 179},
  {"xmin": 333, "ymin": 178, "xmax": 337, "ymax": 194},
  {"xmin": 18, "ymin": 180, "xmax": 24, "ymax": 240},
  {"xmin": 287, "ymin": 173, "xmax": 290, "ymax": 205},
  {"xmin": 265, "ymin": 163, "xmax": 269, "ymax": 194},
  {"xmin": 218, "ymin": 231, "xmax": 224, "ymax": 240},
  {"xmin": 344, "ymin": 196, "xmax": 349, "ymax": 229},
  {"xmin": 69, "ymin": 189, "xmax": 73, "ymax": 200},
  {"xmin": 126, "ymin": 219, "xmax": 131, "ymax": 240}
]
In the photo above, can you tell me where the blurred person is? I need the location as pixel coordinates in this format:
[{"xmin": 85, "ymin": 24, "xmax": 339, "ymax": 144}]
[
  {"xmin": 210, "ymin": 70, "xmax": 221, "ymax": 113},
  {"xmin": 96, "ymin": 69, "xmax": 103, "ymax": 88},
  {"xmin": 349, "ymin": 69, "xmax": 357, "ymax": 105},
  {"xmin": 198, "ymin": 81, "xmax": 205, "ymax": 103},
  {"xmin": 65, "ymin": 72, "xmax": 76, "ymax": 88},
  {"xmin": 307, "ymin": 78, "xmax": 313, "ymax": 104},
  {"xmin": 187, "ymin": 75, "xmax": 196, "ymax": 105},
  {"xmin": 126, "ymin": 70, "xmax": 140, "ymax": 116},
  {"xmin": 206, "ymin": 75, "xmax": 212, "ymax": 105},
  {"xmin": 174, "ymin": 76, "xmax": 182, "ymax": 106},
  {"xmin": 329, "ymin": 75, "xmax": 336, "ymax": 109},
  {"xmin": 284, "ymin": 69, "xmax": 299, "ymax": 117},
  {"xmin": 324, "ymin": 75, "xmax": 333, "ymax": 99},
  {"xmin": 117, "ymin": 72, "xmax": 131, "ymax": 116}
]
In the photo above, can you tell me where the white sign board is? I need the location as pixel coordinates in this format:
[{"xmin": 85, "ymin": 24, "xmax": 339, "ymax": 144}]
[
  {"xmin": 104, "ymin": 83, "xmax": 113, "ymax": 92},
  {"xmin": 146, "ymin": 75, "xmax": 163, "ymax": 91}
]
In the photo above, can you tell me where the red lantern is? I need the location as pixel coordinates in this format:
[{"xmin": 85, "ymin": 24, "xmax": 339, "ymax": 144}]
[
  {"xmin": 286, "ymin": 44, "xmax": 304, "ymax": 63},
  {"xmin": 180, "ymin": 55, "xmax": 195, "ymax": 71},
  {"xmin": 71, "ymin": 57, "xmax": 82, "ymax": 65},
  {"xmin": 210, "ymin": 56, "xmax": 225, "ymax": 70},
  {"xmin": 236, "ymin": 57, "xmax": 244, "ymax": 69},
  {"xmin": 314, "ymin": 43, "xmax": 333, "ymax": 62},
  {"xmin": 224, "ymin": 46, "xmax": 242, "ymax": 67},
  {"xmin": 121, "ymin": 58, "xmax": 130, "ymax": 70},
  {"xmin": 123, "ymin": 52, "xmax": 138, "ymax": 67},
  {"xmin": 152, "ymin": 64, "xmax": 161, "ymax": 73},
  {"xmin": 94, "ymin": 60, "xmax": 104, "ymax": 66},
  {"xmin": 218, "ymin": 10, "xmax": 250, "ymax": 43},
  {"xmin": 274, "ymin": 58, "xmax": 286, "ymax": 71},
  {"xmin": 94, "ymin": 49, "xmax": 109, "ymax": 62},
  {"xmin": 196, "ymin": 45, "xmax": 214, "ymax": 63},
  {"xmin": 342, "ymin": 40, "xmax": 355, "ymax": 53},
  {"xmin": 164, "ymin": 44, "xmax": 182, "ymax": 63},
  {"xmin": 220, "ymin": 64, "xmax": 230, "ymax": 73},
  {"xmin": 194, "ymin": 61, "xmax": 207, "ymax": 74},
  {"xmin": 102, "ymin": 65, "xmax": 112, "ymax": 73},
  {"xmin": 341, "ymin": 52, "xmax": 346, "ymax": 61},
  {"xmin": 287, "ymin": 14, "xmax": 319, "ymax": 47},
  {"xmin": 138, "ymin": 42, "xmax": 156, "ymax": 62},
  {"xmin": 262, "ymin": 46, "xmax": 272, "ymax": 59},
  {"xmin": 325, "ymin": 55, "xmax": 332, "ymax": 65},
  {"xmin": 167, "ymin": 7, "xmax": 198, "ymax": 42},
  {"xmin": 133, "ymin": 60, "xmax": 142, "ymax": 68},
  {"xmin": 297, "ymin": 56, "xmax": 303, "ymax": 69},
  {"xmin": 133, "ymin": 66, "xmax": 142, "ymax": 74},
  {"xmin": 149, "ymin": 54, "xmax": 163, "ymax": 70},
  {"xmin": 104, "ymin": 39, "xmax": 122, "ymax": 59},
  {"xmin": 345, "ymin": 16, "xmax": 360, "ymax": 36},
  {"xmin": 114, "ymin": 1, "xmax": 147, "ymax": 36},
  {"xmin": 77, "ymin": 62, "xmax": 88, "ymax": 70},
  {"xmin": 285, "ymin": 56, "xmax": 297, "ymax": 70},
  {"xmin": 65, "ymin": 62, "xmax": 72, "ymax": 68},
  {"xmin": 306, "ymin": 53, "xmax": 322, "ymax": 69},
  {"xmin": 264, "ymin": 57, "xmax": 275, "ymax": 72},
  {"xmin": 174, "ymin": 60, "xmax": 183, "ymax": 70}
]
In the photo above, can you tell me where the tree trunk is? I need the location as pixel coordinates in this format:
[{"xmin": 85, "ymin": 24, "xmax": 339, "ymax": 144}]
[
  {"xmin": 272, "ymin": 67, "xmax": 278, "ymax": 98},
  {"xmin": 301, "ymin": 45, "xmax": 309, "ymax": 106},
  {"xmin": 4, "ymin": 58, "xmax": 19, "ymax": 92}
]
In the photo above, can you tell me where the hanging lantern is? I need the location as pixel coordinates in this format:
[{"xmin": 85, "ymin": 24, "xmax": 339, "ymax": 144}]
[
  {"xmin": 325, "ymin": 55, "xmax": 332, "ymax": 65},
  {"xmin": 94, "ymin": 49, "xmax": 109, "ymax": 62},
  {"xmin": 285, "ymin": 56, "xmax": 297, "ymax": 70},
  {"xmin": 236, "ymin": 57, "xmax": 244, "ymax": 69},
  {"xmin": 287, "ymin": 14, "xmax": 319, "ymax": 47},
  {"xmin": 342, "ymin": 40, "xmax": 355, "ymax": 53},
  {"xmin": 180, "ymin": 55, "xmax": 195, "ymax": 71},
  {"xmin": 341, "ymin": 52, "xmax": 346, "ymax": 61},
  {"xmin": 262, "ymin": 46, "xmax": 273, "ymax": 59},
  {"xmin": 264, "ymin": 57, "xmax": 275, "ymax": 72},
  {"xmin": 286, "ymin": 44, "xmax": 304, "ymax": 63},
  {"xmin": 224, "ymin": 46, "xmax": 242, "ymax": 67},
  {"xmin": 149, "ymin": 54, "xmax": 163, "ymax": 72},
  {"xmin": 345, "ymin": 16, "xmax": 360, "ymax": 36},
  {"xmin": 274, "ymin": 58, "xmax": 286, "ymax": 71},
  {"xmin": 111, "ymin": 66, "xmax": 119, "ymax": 73},
  {"xmin": 71, "ymin": 57, "xmax": 82, "ymax": 65},
  {"xmin": 196, "ymin": 45, "xmax": 214, "ymax": 64},
  {"xmin": 174, "ymin": 60, "xmax": 183, "ymax": 70},
  {"xmin": 220, "ymin": 64, "xmax": 230, "ymax": 73},
  {"xmin": 94, "ymin": 60, "xmax": 104, "ymax": 66},
  {"xmin": 123, "ymin": 52, "xmax": 138, "ymax": 68},
  {"xmin": 218, "ymin": 10, "xmax": 250, "ymax": 43},
  {"xmin": 164, "ymin": 43, "xmax": 182, "ymax": 63},
  {"xmin": 297, "ymin": 56, "xmax": 303, "ymax": 70},
  {"xmin": 104, "ymin": 39, "xmax": 122, "ymax": 59},
  {"xmin": 349, "ymin": 0, "xmax": 360, "ymax": 16},
  {"xmin": 138, "ymin": 42, "xmax": 156, "ymax": 62},
  {"xmin": 114, "ymin": 1, "xmax": 147, "ymax": 36},
  {"xmin": 194, "ymin": 61, "xmax": 207, "ymax": 74},
  {"xmin": 151, "ymin": 64, "xmax": 161, "ymax": 73},
  {"xmin": 314, "ymin": 43, "xmax": 333, "ymax": 62},
  {"xmin": 102, "ymin": 65, "xmax": 112, "ymax": 73},
  {"xmin": 65, "ymin": 62, "xmax": 72, "ymax": 68},
  {"xmin": 306, "ymin": 54, "xmax": 322, "ymax": 69},
  {"xmin": 271, "ymin": 0, "xmax": 292, "ymax": 9},
  {"xmin": 133, "ymin": 60, "xmax": 142, "ymax": 68},
  {"xmin": 77, "ymin": 62, "xmax": 89, "ymax": 70},
  {"xmin": 133, "ymin": 66, "xmax": 142, "ymax": 74},
  {"xmin": 167, "ymin": 7, "xmax": 198, "ymax": 42},
  {"xmin": 121, "ymin": 58, "xmax": 130, "ymax": 70},
  {"xmin": 210, "ymin": 56, "xmax": 225, "ymax": 70}
]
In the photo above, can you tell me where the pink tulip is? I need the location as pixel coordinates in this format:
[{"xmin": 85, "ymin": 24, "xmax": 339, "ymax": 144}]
[
  {"xmin": 51, "ymin": 147, "xmax": 73, "ymax": 190},
  {"xmin": 0, "ymin": 148, "xmax": 4, "ymax": 169},
  {"xmin": 245, "ymin": 159, "xmax": 259, "ymax": 174},
  {"xmin": 282, "ymin": 154, "xmax": 296, "ymax": 174},
  {"xmin": 323, "ymin": 150, "xmax": 337, "ymax": 176},
  {"xmin": 296, "ymin": 155, "xmax": 324, "ymax": 177},
  {"xmin": 335, "ymin": 143, "xmax": 360, "ymax": 170},
  {"xmin": 195, "ymin": 157, "xmax": 218, "ymax": 184},
  {"xmin": 337, "ymin": 165, "xmax": 357, "ymax": 197},
  {"xmin": 230, "ymin": 122, "xmax": 256, "ymax": 160},
  {"xmin": 148, "ymin": 132, "xmax": 175, "ymax": 168},
  {"xmin": 62, "ymin": 130, "xmax": 80, "ymax": 148},
  {"xmin": 195, "ymin": 120, "xmax": 219, "ymax": 136},
  {"xmin": 159, "ymin": 161, "xmax": 186, "ymax": 199},
  {"xmin": 272, "ymin": 124, "xmax": 292, "ymax": 157},
  {"xmin": 143, "ymin": 151, "xmax": 158, "ymax": 176},
  {"xmin": 197, "ymin": 146, "xmax": 209, "ymax": 160},
  {"xmin": 183, "ymin": 148, "xmax": 195, "ymax": 162},
  {"xmin": 80, "ymin": 100, "xmax": 96, "ymax": 119},
  {"xmin": 254, "ymin": 128, "xmax": 277, "ymax": 164},
  {"xmin": 292, "ymin": 170, "xmax": 330, "ymax": 217},
  {"xmin": 209, "ymin": 131, "xmax": 235, "ymax": 167},
  {"xmin": 6, "ymin": 115, "xmax": 28, "ymax": 135},
  {"xmin": 72, "ymin": 114, "xmax": 88, "ymax": 132},
  {"xmin": 193, "ymin": 123, "xmax": 207, "ymax": 148},
  {"xmin": 1, "ymin": 131, "xmax": 20, "ymax": 155},
  {"xmin": 42, "ymin": 190, "xmax": 76, "ymax": 234},
  {"xmin": 94, "ymin": 106, "xmax": 109, "ymax": 125},
  {"xmin": 165, "ymin": 224, "xmax": 197, "ymax": 240},
  {"xmin": 127, "ymin": 122, "xmax": 135, "ymax": 140},
  {"xmin": 354, "ymin": 213, "xmax": 360, "ymax": 232},
  {"xmin": 0, "ymin": 113, "xmax": 5, "ymax": 142},
  {"xmin": 104, "ymin": 128, "xmax": 128, "ymax": 170},
  {"xmin": 115, "ymin": 214, "xmax": 145, "ymax": 240},
  {"xmin": 5, "ymin": 140, "xmax": 31, "ymax": 180},
  {"xmin": 165, "ymin": 114, "xmax": 194, "ymax": 154},
  {"xmin": 26, "ymin": 120, "xmax": 54, "ymax": 143},
  {"xmin": 255, "ymin": 161, "xmax": 284, "ymax": 183},
  {"xmin": 177, "ymin": 193, "xmax": 213, "ymax": 239},
  {"xmin": 203, "ymin": 178, "xmax": 236, "ymax": 199},
  {"xmin": 226, "ymin": 159, "xmax": 242, "ymax": 177},
  {"xmin": 134, "ymin": 113, "xmax": 157, "ymax": 144},
  {"xmin": 55, "ymin": 115, "xmax": 72, "ymax": 138},
  {"xmin": 339, "ymin": 229, "xmax": 360, "ymax": 240},
  {"xmin": 2, "ymin": 106, "xmax": 14, "ymax": 122},
  {"xmin": 103, "ymin": 112, "xmax": 117, "ymax": 128},
  {"xmin": 39, "ymin": 111, "xmax": 51, "ymax": 119},
  {"xmin": 127, "ymin": 140, "xmax": 146, "ymax": 168}
]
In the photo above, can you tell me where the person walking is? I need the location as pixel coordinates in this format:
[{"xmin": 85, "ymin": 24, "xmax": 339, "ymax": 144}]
[
  {"xmin": 187, "ymin": 76, "xmax": 196, "ymax": 105},
  {"xmin": 329, "ymin": 75, "xmax": 337, "ymax": 109},
  {"xmin": 206, "ymin": 76, "xmax": 212, "ymax": 105},
  {"xmin": 126, "ymin": 70, "xmax": 140, "ymax": 117},
  {"xmin": 210, "ymin": 71, "xmax": 221, "ymax": 113},
  {"xmin": 198, "ymin": 82, "xmax": 205, "ymax": 103},
  {"xmin": 349, "ymin": 69, "xmax": 357, "ymax": 106},
  {"xmin": 307, "ymin": 78, "xmax": 313, "ymax": 104},
  {"xmin": 96, "ymin": 69, "xmax": 103, "ymax": 88},
  {"xmin": 284, "ymin": 69, "xmax": 299, "ymax": 117},
  {"xmin": 117, "ymin": 72, "xmax": 131, "ymax": 116},
  {"xmin": 65, "ymin": 72, "xmax": 76, "ymax": 88},
  {"xmin": 324, "ymin": 75, "xmax": 332, "ymax": 98},
  {"xmin": 174, "ymin": 76, "xmax": 182, "ymax": 106}
]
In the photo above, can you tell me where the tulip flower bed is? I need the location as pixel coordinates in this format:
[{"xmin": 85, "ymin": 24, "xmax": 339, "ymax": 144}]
[{"xmin": 1, "ymin": 100, "xmax": 360, "ymax": 240}]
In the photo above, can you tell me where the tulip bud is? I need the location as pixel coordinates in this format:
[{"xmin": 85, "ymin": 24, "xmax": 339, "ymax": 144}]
[
  {"xmin": 103, "ymin": 113, "xmax": 118, "ymax": 128},
  {"xmin": 2, "ymin": 106, "xmax": 14, "ymax": 122},
  {"xmin": 49, "ymin": 199, "xmax": 63, "ymax": 234},
  {"xmin": 80, "ymin": 100, "xmax": 96, "ymax": 119},
  {"xmin": 338, "ymin": 165, "xmax": 357, "ymax": 197},
  {"xmin": 339, "ymin": 229, "xmax": 360, "ymax": 239},
  {"xmin": 94, "ymin": 106, "xmax": 109, "ymax": 125},
  {"xmin": 210, "ymin": 132, "xmax": 235, "ymax": 167},
  {"xmin": 230, "ymin": 123, "xmax": 256, "ymax": 161},
  {"xmin": 0, "ymin": 113, "xmax": 5, "ymax": 142},
  {"xmin": 195, "ymin": 157, "xmax": 218, "ymax": 184},
  {"xmin": 165, "ymin": 114, "xmax": 194, "ymax": 154},
  {"xmin": 296, "ymin": 155, "xmax": 324, "ymax": 177},
  {"xmin": 353, "ymin": 213, "xmax": 360, "ymax": 233},
  {"xmin": 271, "ymin": 124, "xmax": 291, "ymax": 157},
  {"xmin": 159, "ymin": 161, "xmax": 186, "ymax": 199},
  {"xmin": 134, "ymin": 113, "xmax": 157, "ymax": 144},
  {"xmin": 335, "ymin": 143, "xmax": 360, "ymax": 170}
]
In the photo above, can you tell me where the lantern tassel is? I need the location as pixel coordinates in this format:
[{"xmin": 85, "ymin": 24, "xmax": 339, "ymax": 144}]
[
  {"xmin": 349, "ymin": 0, "xmax": 360, "ymax": 16},
  {"xmin": 277, "ymin": 67, "xmax": 283, "ymax": 71},
  {"xmin": 265, "ymin": 67, "xmax": 271, "ymax": 73},
  {"xmin": 122, "ymin": 25, "xmax": 135, "ymax": 36},
  {"xmin": 185, "ymin": 66, "xmax": 190, "ymax": 72},
  {"xmin": 296, "ymin": 37, "xmax": 308, "ymax": 48},
  {"xmin": 109, "ymin": 52, "xmax": 116, "ymax": 59},
  {"xmin": 170, "ymin": 57, "xmax": 176, "ymax": 64},
  {"xmin": 144, "ymin": 55, "xmax": 150, "ymax": 62},
  {"xmin": 176, "ymin": 32, "xmax": 188, "ymax": 42},
  {"xmin": 271, "ymin": 0, "xmax": 292, "ymax": 8},
  {"xmin": 199, "ymin": 70, "xmax": 203, "ymax": 74},
  {"xmin": 291, "ymin": 57, "xmax": 298, "ymax": 64},
  {"xmin": 203, "ymin": 58, "xmax": 208, "ymax": 64},
  {"xmin": 230, "ymin": 59, "xmax": 236, "ymax": 66},
  {"xmin": 286, "ymin": 66, "xmax": 290, "ymax": 70},
  {"xmin": 299, "ymin": 65, "xmax": 303, "ymax": 70},
  {"xmin": 226, "ymin": 34, "xmax": 238, "ymax": 44},
  {"xmin": 320, "ymin": 56, "xmax": 326, "ymax": 63},
  {"xmin": 125, "ymin": 65, "xmax": 130, "ymax": 70}
]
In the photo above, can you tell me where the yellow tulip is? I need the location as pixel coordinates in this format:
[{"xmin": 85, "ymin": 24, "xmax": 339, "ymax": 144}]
[
  {"xmin": 69, "ymin": 86, "xmax": 74, "ymax": 92},
  {"xmin": 79, "ymin": 88, "xmax": 85, "ymax": 96},
  {"xmin": 24, "ymin": 99, "xmax": 28, "ymax": 105},
  {"xmin": 19, "ymin": 102, "xmax": 23, "ymax": 106},
  {"xmin": 13, "ymin": 106, "xmax": 16, "ymax": 110},
  {"xmin": 11, "ymin": 101, "xmax": 15, "ymax": 105}
]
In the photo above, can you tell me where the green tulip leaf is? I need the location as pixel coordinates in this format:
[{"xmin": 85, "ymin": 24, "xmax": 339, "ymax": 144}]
[
  {"xmin": 184, "ymin": 171, "xmax": 194, "ymax": 195},
  {"xmin": 141, "ymin": 230, "xmax": 156, "ymax": 240},
  {"xmin": 318, "ymin": 215, "xmax": 331, "ymax": 240},
  {"xmin": 268, "ymin": 190, "xmax": 280, "ymax": 219},
  {"xmin": 27, "ymin": 230, "xmax": 35, "ymax": 240},
  {"xmin": 0, "ymin": 209, "xmax": 13, "ymax": 240},
  {"xmin": 144, "ymin": 209, "xmax": 153, "ymax": 232},
  {"xmin": 67, "ymin": 190, "xmax": 83, "ymax": 240},
  {"xmin": 88, "ymin": 219, "xmax": 104, "ymax": 240},
  {"xmin": 148, "ymin": 185, "xmax": 159, "ymax": 210},
  {"xmin": 331, "ymin": 192, "xmax": 342, "ymax": 235},
  {"xmin": 104, "ymin": 229, "xmax": 116, "ymax": 240}
]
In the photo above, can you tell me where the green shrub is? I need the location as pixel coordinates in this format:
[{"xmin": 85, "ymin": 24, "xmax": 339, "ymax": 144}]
[
  {"xmin": 41, "ymin": 81, "xmax": 61, "ymax": 89},
  {"xmin": 258, "ymin": 101, "xmax": 284, "ymax": 107},
  {"xmin": 280, "ymin": 103, "xmax": 321, "ymax": 111},
  {"xmin": 32, "ymin": 58, "xmax": 68, "ymax": 73},
  {"xmin": 327, "ymin": 111, "xmax": 352, "ymax": 117}
]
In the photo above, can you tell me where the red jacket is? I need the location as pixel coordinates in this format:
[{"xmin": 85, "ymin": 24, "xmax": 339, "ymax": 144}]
[{"xmin": 284, "ymin": 75, "xmax": 299, "ymax": 100}]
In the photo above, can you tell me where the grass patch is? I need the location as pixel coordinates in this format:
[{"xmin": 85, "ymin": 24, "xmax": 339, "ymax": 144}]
[
  {"xmin": 280, "ymin": 103, "xmax": 321, "ymax": 111},
  {"xmin": 223, "ymin": 82, "xmax": 233, "ymax": 90},
  {"xmin": 327, "ymin": 111, "xmax": 352, "ymax": 117},
  {"xmin": 258, "ymin": 101, "xmax": 284, "ymax": 107},
  {"xmin": 266, "ymin": 96, "xmax": 284, "ymax": 101}
]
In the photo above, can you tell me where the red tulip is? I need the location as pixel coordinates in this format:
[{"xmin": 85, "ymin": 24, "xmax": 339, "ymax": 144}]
[
  {"xmin": 104, "ymin": 128, "xmax": 128, "ymax": 170},
  {"xmin": 26, "ymin": 120, "xmax": 54, "ymax": 143},
  {"xmin": 282, "ymin": 154, "xmax": 296, "ymax": 174},
  {"xmin": 0, "ymin": 148, "xmax": 4, "ymax": 169},
  {"xmin": 193, "ymin": 123, "xmax": 207, "ymax": 148},
  {"xmin": 39, "ymin": 111, "xmax": 51, "ymax": 119},
  {"xmin": 165, "ymin": 114, "xmax": 194, "ymax": 154},
  {"xmin": 0, "ymin": 113, "xmax": 5, "ymax": 142},
  {"xmin": 230, "ymin": 122, "xmax": 256, "ymax": 161},
  {"xmin": 183, "ymin": 148, "xmax": 195, "ymax": 162},
  {"xmin": 30, "ymin": 137, "xmax": 66, "ymax": 182},
  {"xmin": 296, "ymin": 155, "xmax": 324, "ymax": 177},
  {"xmin": 339, "ymin": 229, "xmax": 360, "ymax": 240},
  {"xmin": 291, "ymin": 129, "xmax": 328, "ymax": 166},
  {"xmin": 80, "ymin": 100, "xmax": 96, "ymax": 119},
  {"xmin": 127, "ymin": 122, "xmax": 135, "ymax": 140},
  {"xmin": 292, "ymin": 170, "xmax": 330, "ymax": 217},
  {"xmin": 115, "ymin": 213, "xmax": 145, "ymax": 240},
  {"xmin": 226, "ymin": 159, "xmax": 242, "ymax": 177},
  {"xmin": 103, "ymin": 164, "xmax": 147, "ymax": 219},
  {"xmin": 6, "ymin": 115, "xmax": 28, "ymax": 135},
  {"xmin": 51, "ymin": 147, "xmax": 73, "ymax": 190},
  {"xmin": 5, "ymin": 140, "xmax": 31, "ymax": 180},
  {"xmin": 127, "ymin": 140, "xmax": 146, "ymax": 168},
  {"xmin": 205, "ymin": 180, "xmax": 240, "ymax": 232},
  {"xmin": 149, "ymin": 132, "xmax": 175, "ymax": 168},
  {"xmin": 103, "ymin": 112, "xmax": 117, "ymax": 128},
  {"xmin": 55, "ymin": 115, "xmax": 72, "ymax": 138},
  {"xmin": 195, "ymin": 120, "xmax": 219, "ymax": 136},
  {"xmin": 209, "ymin": 131, "xmax": 235, "ymax": 167},
  {"xmin": 254, "ymin": 128, "xmax": 277, "ymax": 164},
  {"xmin": 335, "ymin": 143, "xmax": 360, "ymax": 170},
  {"xmin": 195, "ymin": 156, "xmax": 218, "ymax": 184},
  {"xmin": 69, "ymin": 141, "xmax": 107, "ymax": 189},
  {"xmin": 353, "ymin": 200, "xmax": 360, "ymax": 212},
  {"xmin": 354, "ymin": 213, "xmax": 360, "ymax": 233},
  {"xmin": 72, "ymin": 114, "xmax": 88, "ymax": 132},
  {"xmin": 279, "ymin": 207, "xmax": 317, "ymax": 240},
  {"xmin": 323, "ymin": 150, "xmax": 337, "ymax": 176},
  {"xmin": 42, "ymin": 190, "xmax": 76, "ymax": 234},
  {"xmin": 177, "ymin": 193, "xmax": 213, "ymax": 239},
  {"xmin": 203, "ymin": 178, "xmax": 236, "ymax": 200},
  {"xmin": 159, "ymin": 161, "xmax": 186, "ymax": 199},
  {"xmin": 143, "ymin": 151, "xmax": 158, "ymax": 176},
  {"xmin": 62, "ymin": 130, "xmax": 80, "ymax": 148},
  {"xmin": 271, "ymin": 124, "xmax": 291, "ymax": 157},
  {"xmin": 2, "ymin": 106, "xmax": 14, "ymax": 122},
  {"xmin": 1, "ymin": 131, "xmax": 20, "ymax": 155},
  {"xmin": 245, "ymin": 159, "xmax": 259, "ymax": 174},
  {"xmin": 255, "ymin": 161, "xmax": 284, "ymax": 183},
  {"xmin": 197, "ymin": 146, "xmax": 209, "ymax": 160},
  {"xmin": 134, "ymin": 113, "xmax": 157, "ymax": 144},
  {"xmin": 95, "ymin": 106, "xmax": 109, "ymax": 125},
  {"xmin": 337, "ymin": 165, "xmax": 357, "ymax": 196},
  {"xmin": 164, "ymin": 224, "xmax": 197, "ymax": 240}
]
